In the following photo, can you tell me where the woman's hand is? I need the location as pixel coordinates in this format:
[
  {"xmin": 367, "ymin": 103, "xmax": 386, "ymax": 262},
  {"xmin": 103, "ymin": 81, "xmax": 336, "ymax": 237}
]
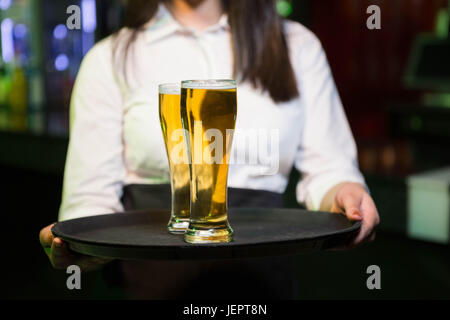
[
  {"xmin": 39, "ymin": 223, "xmax": 113, "ymax": 272},
  {"xmin": 322, "ymin": 182, "xmax": 380, "ymax": 247}
]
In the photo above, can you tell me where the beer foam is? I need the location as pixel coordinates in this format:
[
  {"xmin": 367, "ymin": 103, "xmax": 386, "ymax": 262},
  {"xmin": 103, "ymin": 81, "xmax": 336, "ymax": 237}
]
[
  {"xmin": 159, "ymin": 84, "xmax": 181, "ymax": 95},
  {"xmin": 181, "ymin": 80, "xmax": 236, "ymax": 90}
]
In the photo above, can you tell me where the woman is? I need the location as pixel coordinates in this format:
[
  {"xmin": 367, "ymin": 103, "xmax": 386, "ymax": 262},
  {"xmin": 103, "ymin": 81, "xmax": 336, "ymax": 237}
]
[{"xmin": 39, "ymin": 0, "xmax": 379, "ymax": 298}]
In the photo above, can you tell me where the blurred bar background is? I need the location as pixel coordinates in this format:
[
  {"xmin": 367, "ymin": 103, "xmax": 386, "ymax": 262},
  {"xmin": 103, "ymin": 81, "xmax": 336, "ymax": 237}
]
[{"xmin": 1, "ymin": 0, "xmax": 449, "ymax": 299}]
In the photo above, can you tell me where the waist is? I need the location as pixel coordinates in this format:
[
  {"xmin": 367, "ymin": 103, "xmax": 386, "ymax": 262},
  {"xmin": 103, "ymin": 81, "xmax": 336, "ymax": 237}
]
[{"xmin": 121, "ymin": 184, "xmax": 284, "ymax": 211}]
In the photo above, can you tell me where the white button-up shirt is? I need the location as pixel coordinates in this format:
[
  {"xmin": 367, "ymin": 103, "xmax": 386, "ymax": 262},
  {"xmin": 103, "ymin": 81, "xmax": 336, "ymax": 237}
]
[{"xmin": 58, "ymin": 4, "xmax": 366, "ymax": 221}]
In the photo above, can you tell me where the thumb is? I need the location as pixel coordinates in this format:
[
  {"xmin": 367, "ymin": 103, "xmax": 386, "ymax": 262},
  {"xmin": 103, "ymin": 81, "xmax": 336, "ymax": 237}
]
[
  {"xmin": 340, "ymin": 195, "xmax": 362, "ymax": 221},
  {"xmin": 39, "ymin": 223, "xmax": 56, "ymax": 248}
]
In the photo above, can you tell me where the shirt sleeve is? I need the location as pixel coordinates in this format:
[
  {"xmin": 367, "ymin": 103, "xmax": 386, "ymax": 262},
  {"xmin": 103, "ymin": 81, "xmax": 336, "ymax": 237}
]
[
  {"xmin": 294, "ymin": 31, "xmax": 367, "ymax": 211},
  {"xmin": 58, "ymin": 38, "xmax": 126, "ymax": 221}
]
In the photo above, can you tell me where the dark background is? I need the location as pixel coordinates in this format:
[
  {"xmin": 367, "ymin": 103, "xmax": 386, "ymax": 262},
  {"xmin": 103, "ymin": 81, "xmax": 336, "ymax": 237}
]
[{"xmin": 1, "ymin": 0, "xmax": 449, "ymax": 299}]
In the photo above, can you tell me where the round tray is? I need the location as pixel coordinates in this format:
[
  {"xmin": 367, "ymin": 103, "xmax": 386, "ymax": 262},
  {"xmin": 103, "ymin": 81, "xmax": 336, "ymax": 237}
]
[{"xmin": 52, "ymin": 208, "xmax": 360, "ymax": 260}]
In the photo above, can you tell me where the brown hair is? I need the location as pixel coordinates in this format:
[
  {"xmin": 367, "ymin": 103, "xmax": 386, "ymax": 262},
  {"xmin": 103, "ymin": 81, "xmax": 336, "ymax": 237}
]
[{"xmin": 115, "ymin": 0, "xmax": 299, "ymax": 103}]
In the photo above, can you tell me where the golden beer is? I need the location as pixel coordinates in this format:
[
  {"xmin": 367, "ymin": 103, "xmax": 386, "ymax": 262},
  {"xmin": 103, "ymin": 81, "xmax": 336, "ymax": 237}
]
[
  {"xmin": 181, "ymin": 80, "xmax": 237, "ymax": 243},
  {"xmin": 159, "ymin": 84, "xmax": 190, "ymax": 233}
]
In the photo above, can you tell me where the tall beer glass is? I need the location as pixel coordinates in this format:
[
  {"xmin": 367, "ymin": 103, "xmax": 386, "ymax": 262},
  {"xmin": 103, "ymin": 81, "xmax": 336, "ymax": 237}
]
[
  {"xmin": 181, "ymin": 80, "xmax": 237, "ymax": 243},
  {"xmin": 159, "ymin": 84, "xmax": 190, "ymax": 233}
]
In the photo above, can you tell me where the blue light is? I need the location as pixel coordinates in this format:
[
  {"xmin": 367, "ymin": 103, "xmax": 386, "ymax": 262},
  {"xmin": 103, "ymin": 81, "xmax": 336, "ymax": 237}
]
[
  {"xmin": 81, "ymin": 0, "xmax": 97, "ymax": 33},
  {"xmin": 14, "ymin": 24, "xmax": 27, "ymax": 39},
  {"xmin": 55, "ymin": 54, "xmax": 69, "ymax": 71},
  {"xmin": 0, "ymin": 0, "xmax": 12, "ymax": 11},
  {"xmin": 1, "ymin": 18, "xmax": 14, "ymax": 63},
  {"xmin": 53, "ymin": 24, "xmax": 68, "ymax": 40}
]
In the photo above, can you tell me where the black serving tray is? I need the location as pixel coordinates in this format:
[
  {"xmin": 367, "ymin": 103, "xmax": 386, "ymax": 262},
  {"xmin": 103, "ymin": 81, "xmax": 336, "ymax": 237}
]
[{"xmin": 52, "ymin": 208, "xmax": 360, "ymax": 260}]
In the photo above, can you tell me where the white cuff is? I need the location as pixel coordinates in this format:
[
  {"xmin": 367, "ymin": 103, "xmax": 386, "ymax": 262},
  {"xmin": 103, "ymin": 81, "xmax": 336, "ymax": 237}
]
[{"xmin": 297, "ymin": 170, "xmax": 367, "ymax": 211}]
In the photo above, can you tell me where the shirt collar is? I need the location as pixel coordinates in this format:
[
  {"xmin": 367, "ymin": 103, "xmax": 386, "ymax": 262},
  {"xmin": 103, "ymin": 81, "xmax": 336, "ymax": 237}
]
[{"xmin": 144, "ymin": 3, "xmax": 230, "ymax": 43}]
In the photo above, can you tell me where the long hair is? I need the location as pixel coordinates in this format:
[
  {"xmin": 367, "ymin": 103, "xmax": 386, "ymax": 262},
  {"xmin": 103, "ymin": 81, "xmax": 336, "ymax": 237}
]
[{"xmin": 115, "ymin": 0, "xmax": 299, "ymax": 103}]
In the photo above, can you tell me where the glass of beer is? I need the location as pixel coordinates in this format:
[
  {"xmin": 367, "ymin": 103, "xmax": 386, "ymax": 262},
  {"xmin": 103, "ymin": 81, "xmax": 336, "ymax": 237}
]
[
  {"xmin": 180, "ymin": 80, "xmax": 237, "ymax": 243},
  {"xmin": 159, "ymin": 84, "xmax": 190, "ymax": 234}
]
